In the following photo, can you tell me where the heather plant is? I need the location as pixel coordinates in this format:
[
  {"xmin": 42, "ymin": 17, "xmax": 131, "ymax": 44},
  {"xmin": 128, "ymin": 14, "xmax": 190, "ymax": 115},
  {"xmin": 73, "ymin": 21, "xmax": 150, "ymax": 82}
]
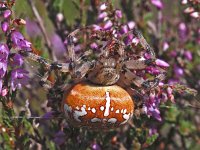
[{"xmin": 0, "ymin": 0, "xmax": 199, "ymax": 150}]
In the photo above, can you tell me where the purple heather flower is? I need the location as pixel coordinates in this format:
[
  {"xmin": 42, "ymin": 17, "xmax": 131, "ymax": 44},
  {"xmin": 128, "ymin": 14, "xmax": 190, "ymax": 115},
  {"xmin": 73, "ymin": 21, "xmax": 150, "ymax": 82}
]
[
  {"xmin": 174, "ymin": 65, "xmax": 184, "ymax": 77},
  {"xmin": 150, "ymin": 0, "xmax": 164, "ymax": 9},
  {"xmin": 100, "ymin": 3, "xmax": 107, "ymax": 11},
  {"xmin": 184, "ymin": 50, "xmax": 192, "ymax": 61},
  {"xmin": 54, "ymin": 130, "xmax": 66, "ymax": 145},
  {"xmin": 42, "ymin": 111, "xmax": 55, "ymax": 120},
  {"xmin": 1, "ymin": 88, "xmax": 8, "ymax": 97},
  {"xmin": 155, "ymin": 59, "xmax": 170, "ymax": 68},
  {"xmin": 10, "ymin": 69, "xmax": 29, "ymax": 91},
  {"xmin": 1, "ymin": 21, "xmax": 9, "ymax": 32},
  {"xmin": 0, "ymin": 44, "xmax": 9, "ymax": 78},
  {"xmin": 90, "ymin": 42, "xmax": 98, "ymax": 50},
  {"xmin": 10, "ymin": 53, "xmax": 24, "ymax": 67},
  {"xmin": 149, "ymin": 127, "xmax": 158, "ymax": 136},
  {"xmin": 181, "ymin": 0, "xmax": 188, "ymax": 4},
  {"xmin": 127, "ymin": 21, "xmax": 135, "ymax": 29},
  {"xmin": 120, "ymin": 25, "xmax": 128, "ymax": 34},
  {"xmin": 147, "ymin": 105, "xmax": 162, "ymax": 121},
  {"xmin": 103, "ymin": 20, "xmax": 113, "ymax": 30},
  {"xmin": 124, "ymin": 34, "xmax": 134, "ymax": 45},
  {"xmin": 178, "ymin": 22, "xmax": 188, "ymax": 42},
  {"xmin": 91, "ymin": 142, "xmax": 101, "ymax": 150},
  {"xmin": 163, "ymin": 41, "xmax": 169, "ymax": 51},
  {"xmin": 92, "ymin": 25, "xmax": 102, "ymax": 31},
  {"xmin": 146, "ymin": 66, "xmax": 160, "ymax": 75},
  {"xmin": 3, "ymin": 10, "xmax": 11, "ymax": 18},
  {"xmin": 0, "ymin": 44, "xmax": 9, "ymax": 61},
  {"xmin": 0, "ymin": 4, "xmax": 6, "ymax": 8},
  {"xmin": 115, "ymin": 10, "xmax": 122, "ymax": 19},
  {"xmin": 98, "ymin": 12, "xmax": 107, "ymax": 21},
  {"xmin": 0, "ymin": 62, "xmax": 7, "ymax": 78},
  {"xmin": 0, "ymin": 79, "xmax": 2, "ymax": 94},
  {"xmin": 11, "ymin": 31, "xmax": 31, "ymax": 50},
  {"xmin": 190, "ymin": 12, "xmax": 199, "ymax": 19}
]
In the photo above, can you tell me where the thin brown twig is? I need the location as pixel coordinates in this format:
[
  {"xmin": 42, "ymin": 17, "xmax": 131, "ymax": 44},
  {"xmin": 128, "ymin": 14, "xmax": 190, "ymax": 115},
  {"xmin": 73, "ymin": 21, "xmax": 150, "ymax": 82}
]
[{"xmin": 28, "ymin": 0, "xmax": 57, "ymax": 61}]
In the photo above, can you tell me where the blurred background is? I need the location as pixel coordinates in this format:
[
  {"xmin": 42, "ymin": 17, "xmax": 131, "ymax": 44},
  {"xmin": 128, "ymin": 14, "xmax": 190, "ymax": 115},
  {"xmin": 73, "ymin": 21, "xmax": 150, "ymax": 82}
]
[{"xmin": 0, "ymin": 0, "xmax": 200, "ymax": 149}]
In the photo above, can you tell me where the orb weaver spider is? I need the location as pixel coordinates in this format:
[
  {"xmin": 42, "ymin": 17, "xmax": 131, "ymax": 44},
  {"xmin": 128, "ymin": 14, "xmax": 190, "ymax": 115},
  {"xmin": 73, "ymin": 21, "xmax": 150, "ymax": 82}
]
[{"xmin": 19, "ymin": 26, "xmax": 166, "ymax": 129}]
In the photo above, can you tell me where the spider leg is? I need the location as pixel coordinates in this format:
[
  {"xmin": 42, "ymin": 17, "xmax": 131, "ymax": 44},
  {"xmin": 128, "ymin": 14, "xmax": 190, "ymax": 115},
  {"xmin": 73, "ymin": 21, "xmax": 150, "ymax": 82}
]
[
  {"xmin": 19, "ymin": 50, "xmax": 95, "ymax": 89},
  {"xmin": 67, "ymin": 29, "xmax": 81, "ymax": 62},
  {"xmin": 124, "ymin": 58, "xmax": 154, "ymax": 70},
  {"xmin": 117, "ymin": 72, "xmax": 148, "ymax": 116},
  {"xmin": 122, "ymin": 28, "xmax": 156, "ymax": 60},
  {"xmin": 123, "ymin": 68, "xmax": 166, "ymax": 90}
]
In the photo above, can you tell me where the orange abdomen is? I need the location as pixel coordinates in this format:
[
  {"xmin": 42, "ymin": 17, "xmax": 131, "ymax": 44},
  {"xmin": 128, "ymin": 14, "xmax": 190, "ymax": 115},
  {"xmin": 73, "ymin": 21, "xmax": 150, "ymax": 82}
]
[{"xmin": 63, "ymin": 82, "xmax": 134, "ymax": 129}]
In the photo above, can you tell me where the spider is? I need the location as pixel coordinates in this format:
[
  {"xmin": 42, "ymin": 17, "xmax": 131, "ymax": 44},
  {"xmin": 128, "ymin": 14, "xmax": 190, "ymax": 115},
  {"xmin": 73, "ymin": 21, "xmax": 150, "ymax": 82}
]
[{"xmin": 19, "ymin": 27, "xmax": 166, "ymax": 129}]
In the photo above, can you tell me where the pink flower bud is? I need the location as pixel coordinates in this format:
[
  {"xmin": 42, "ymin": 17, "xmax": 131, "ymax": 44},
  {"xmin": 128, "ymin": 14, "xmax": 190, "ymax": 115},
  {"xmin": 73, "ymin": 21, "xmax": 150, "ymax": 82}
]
[
  {"xmin": 151, "ymin": 0, "xmax": 164, "ymax": 9},
  {"xmin": 190, "ymin": 12, "xmax": 200, "ymax": 19},
  {"xmin": 56, "ymin": 13, "xmax": 64, "ymax": 22},
  {"xmin": 127, "ymin": 21, "xmax": 135, "ymax": 29},
  {"xmin": 1, "ymin": 88, "xmax": 8, "ymax": 97},
  {"xmin": 100, "ymin": 3, "xmax": 107, "ymax": 11},
  {"xmin": 104, "ymin": 20, "xmax": 113, "ymax": 30},
  {"xmin": 155, "ymin": 59, "xmax": 170, "ymax": 67},
  {"xmin": 115, "ymin": 10, "xmax": 122, "ymax": 19},
  {"xmin": 1, "ymin": 21, "xmax": 9, "ymax": 32},
  {"xmin": 3, "ymin": 10, "xmax": 11, "ymax": 18},
  {"xmin": 184, "ymin": 50, "xmax": 192, "ymax": 61}
]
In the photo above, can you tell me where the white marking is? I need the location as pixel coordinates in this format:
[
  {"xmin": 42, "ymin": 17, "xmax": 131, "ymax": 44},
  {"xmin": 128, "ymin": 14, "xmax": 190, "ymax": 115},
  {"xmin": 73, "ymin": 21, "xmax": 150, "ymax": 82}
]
[
  {"xmin": 111, "ymin": 107, "xmax": 114, "ymax": 111},
  {"xmin": 123, "ymin": 109, "xmax": 127, "ymax": 114},
  {"xmin": 91, "ymin": 108, "xmax": 96, "ymax": 113},
  {"xmin": 75, "ymin": 106, "xmax": 79, "ymax": 110},
  {"xmin": 100, "ymin": 106, "xmax": 104, "ymax": 111},
  {"xmin": 91, "ymin": 118, "xmax": 101, "ymax": 122},
  {"xmin": 88, "ymin": 107, "xmax": 91, "ymax": 110},
  {"xmin": 73, "ymin": 106, "xmax": 87, "ymax": 122},
  {"xmin": 121, "ymin": 109, "xmax": 124, "ymax": 113},
  {"xmin": 104, "ymin": 91, "xmax": 111, "ymax": 116},
  {"xmin": 116, "ymin": 109, "xmax": 119, "ymax": 113},
  {"xmin": 108, "ymin": 118, "xmax": 117, "ymax": 123},
  {"xmin": 120, "ymin": 113, "xmax": 131, "ymax": 125},
  {"xmin": 83, "ymin": 105, "xmax": 86, "ymax": 108}
]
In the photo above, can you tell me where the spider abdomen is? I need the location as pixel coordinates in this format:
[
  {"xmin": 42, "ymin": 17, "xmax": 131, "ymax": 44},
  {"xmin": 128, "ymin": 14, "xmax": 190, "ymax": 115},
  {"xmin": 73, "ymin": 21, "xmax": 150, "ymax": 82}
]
[{"xmin": 63, "ymin": 82, "xmax": 134, "ymax": 129}]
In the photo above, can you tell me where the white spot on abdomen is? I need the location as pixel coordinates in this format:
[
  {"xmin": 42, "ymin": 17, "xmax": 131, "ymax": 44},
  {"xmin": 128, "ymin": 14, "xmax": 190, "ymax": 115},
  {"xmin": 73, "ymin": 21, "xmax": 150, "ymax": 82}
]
[
  {"xmin": 104, "ymin": 91, "xmax": 111, "ymax": 116},
  {"xmin": 91, "ymin": 118, "xmax": 101, "ymax": 122},
  {"xmin": 120, "ymin": 113, "xmax": 131, "ymax": 125},
  {"xmin": 108, "ymin": 118, "xmax": 117, "ymax": 123},
  {"xmin": 91, "ymin": 108, "xmax": 96, "ymax": 113},
  {"xmin": 115, "ymin": 109, "xmax": 119, "ymax": 113},
  {"xmin": 100, "ymin": 106, "xmax": 104, "ymax": 111},
  {"xmin": 73, "ymin": 106, "xmax": 87, "ymax": 122},
  {"xmin": 111, "ymin": 107, "xmax": 114, "ymax": 111}
]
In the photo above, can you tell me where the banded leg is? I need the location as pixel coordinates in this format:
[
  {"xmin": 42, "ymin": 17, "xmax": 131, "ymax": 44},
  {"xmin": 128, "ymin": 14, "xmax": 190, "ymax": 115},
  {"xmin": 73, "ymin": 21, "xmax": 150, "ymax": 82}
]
[
  {"xmin": 124, "ymin": 58, "xmax": 155, "ymax": 70},
  {"xmin": 124, "ymin": 69, "xmax": 166, "ymax": 90},
  {"xmin": 117, "ymin": 72, "xmax": 148, "ymax": 116},
  {"xmin": 122, "ymin": 28, "xmax": 156, "ymax": 60},
  {"xmin": 67, "ymin": 29, "xmax": 81, "ymax": 62}
]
